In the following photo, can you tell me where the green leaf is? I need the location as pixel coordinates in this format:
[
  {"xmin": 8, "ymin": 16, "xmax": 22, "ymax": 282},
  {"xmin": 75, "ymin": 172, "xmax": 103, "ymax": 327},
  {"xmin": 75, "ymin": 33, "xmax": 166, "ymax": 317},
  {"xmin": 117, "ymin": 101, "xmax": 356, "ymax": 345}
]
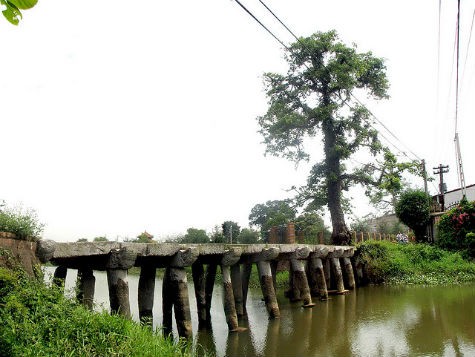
[
  {"xmin": 1, "ymin": 1, "xmax": 22, "ymax": 25},
  {"xmin": 8, "ymin": 0, "xmax": 36, "ymax": 10}
]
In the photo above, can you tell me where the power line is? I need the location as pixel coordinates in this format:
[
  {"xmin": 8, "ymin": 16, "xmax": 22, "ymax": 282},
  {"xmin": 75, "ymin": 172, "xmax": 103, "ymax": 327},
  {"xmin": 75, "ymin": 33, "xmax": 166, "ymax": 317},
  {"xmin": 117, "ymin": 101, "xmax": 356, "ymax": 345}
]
[
  {"xmin": 258, "ymin": 0, "xmax": 300, "ymax": 42},
  {"xmin": 350, "ymin": 95, "xmax": 422, "ymax": 162},
  {"xmin": 233, "ymin": 0, "xmax": 288, "ymax": 50}
]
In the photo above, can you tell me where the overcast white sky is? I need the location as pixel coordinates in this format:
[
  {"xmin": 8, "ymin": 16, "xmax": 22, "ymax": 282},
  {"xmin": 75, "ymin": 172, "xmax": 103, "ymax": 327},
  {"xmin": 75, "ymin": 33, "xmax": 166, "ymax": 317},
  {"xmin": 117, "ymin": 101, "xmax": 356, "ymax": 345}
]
[{"xmin": 1, "ymin": 0, "xmax": 474, "ymax": 242}]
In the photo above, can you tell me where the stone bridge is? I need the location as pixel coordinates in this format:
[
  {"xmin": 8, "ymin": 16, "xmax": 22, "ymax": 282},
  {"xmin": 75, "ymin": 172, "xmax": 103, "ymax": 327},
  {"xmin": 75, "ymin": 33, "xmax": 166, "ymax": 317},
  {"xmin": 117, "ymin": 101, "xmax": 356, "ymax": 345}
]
[{"xmin": 37, "ymin": 241, "xmax": 356, "ymax": 339}]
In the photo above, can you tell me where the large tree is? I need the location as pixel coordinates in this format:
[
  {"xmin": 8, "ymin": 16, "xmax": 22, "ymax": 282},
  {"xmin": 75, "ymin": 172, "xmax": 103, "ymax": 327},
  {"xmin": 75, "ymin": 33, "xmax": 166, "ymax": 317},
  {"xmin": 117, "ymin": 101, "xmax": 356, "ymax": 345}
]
[
  {"xmin": 249, "ymin": 199, "xmax": 296, "ymax": 236},
  {"xmin": 258, "ymin": 30, "xmax": 389, "ymax": 245}
]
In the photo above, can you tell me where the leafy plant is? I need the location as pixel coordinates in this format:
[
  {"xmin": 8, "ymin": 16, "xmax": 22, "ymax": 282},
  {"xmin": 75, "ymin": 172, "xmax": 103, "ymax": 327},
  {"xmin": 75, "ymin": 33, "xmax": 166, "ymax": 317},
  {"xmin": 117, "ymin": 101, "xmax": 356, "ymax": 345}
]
[
  {"xmin": 0, "ymin": 203, "xmax": 44, "ymax": 241},
  {"xmin": 395, "ymin": 189, "xmax": 431, "ymax": 242},
  {"xmin": 437, "ymin": 199, "xmax": 475, "ymax": 258},
  {"xmin": 1, "ymin": 0, "xmax": 37, "ymax": 25},
  {"xmin": 0, "ymin": 264, "xmax": 193, "ymax": 356},
  {"xmin": 355, "ymin": 240, "xmax": 475, "ymax": 285}
]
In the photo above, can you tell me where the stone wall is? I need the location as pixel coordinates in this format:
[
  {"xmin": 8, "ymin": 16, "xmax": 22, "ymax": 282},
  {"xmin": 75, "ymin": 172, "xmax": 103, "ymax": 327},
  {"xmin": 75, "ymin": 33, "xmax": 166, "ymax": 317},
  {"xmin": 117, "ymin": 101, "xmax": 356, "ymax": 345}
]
[{"xmin": 0, "ymin": 236, "xmax": 41, "ymax": 277}]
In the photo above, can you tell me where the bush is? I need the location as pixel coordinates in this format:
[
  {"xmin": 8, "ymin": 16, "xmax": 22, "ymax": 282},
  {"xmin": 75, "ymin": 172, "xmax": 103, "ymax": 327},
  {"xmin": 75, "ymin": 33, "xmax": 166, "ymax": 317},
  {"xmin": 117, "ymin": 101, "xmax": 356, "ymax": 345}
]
[
  {"xmin": 355, "ymin": 240, "xmax": 475, "ymax": 285},
  {"xmin": 0, "ymin": 203, "xmax": 44, "ymax": 241},
  {"xmin": 437, "ymin": 199, "xmax": 475, "ymax": 258},
  {"xmin": 395, "ymin": 190, "xmax": 431, "ymax": 242},
  {"xmin": 0, "ymin": 266, "xmax": 192, "ymax": 357}
]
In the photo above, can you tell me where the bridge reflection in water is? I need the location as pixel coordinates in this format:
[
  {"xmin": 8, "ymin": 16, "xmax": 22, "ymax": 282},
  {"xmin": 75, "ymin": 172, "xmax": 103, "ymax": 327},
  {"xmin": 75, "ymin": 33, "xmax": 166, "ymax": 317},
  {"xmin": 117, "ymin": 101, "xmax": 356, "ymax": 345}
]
[{"xmin": 38, "ymin": 240, "xmax": 356, "ymax": 340}]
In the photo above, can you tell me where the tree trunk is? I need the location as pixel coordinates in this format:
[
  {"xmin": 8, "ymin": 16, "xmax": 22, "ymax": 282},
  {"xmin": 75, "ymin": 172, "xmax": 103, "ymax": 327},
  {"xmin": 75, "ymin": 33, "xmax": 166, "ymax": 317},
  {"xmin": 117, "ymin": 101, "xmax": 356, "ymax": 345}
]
[
  {"xmin": 323, "ymin": 119, "xmax": 351, "ymax": 246},
  {"xmin": 328, "ymin": 179, "xmax": 351, "ymax": 245}
]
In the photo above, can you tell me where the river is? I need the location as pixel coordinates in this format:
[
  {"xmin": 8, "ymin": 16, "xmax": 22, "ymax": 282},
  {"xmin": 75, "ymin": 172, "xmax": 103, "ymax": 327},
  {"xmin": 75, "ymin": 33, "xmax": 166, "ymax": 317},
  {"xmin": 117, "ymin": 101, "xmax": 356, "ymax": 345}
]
[{"xmin": 43, "ymin": 267, "xmax": 475, "ymax": 357}]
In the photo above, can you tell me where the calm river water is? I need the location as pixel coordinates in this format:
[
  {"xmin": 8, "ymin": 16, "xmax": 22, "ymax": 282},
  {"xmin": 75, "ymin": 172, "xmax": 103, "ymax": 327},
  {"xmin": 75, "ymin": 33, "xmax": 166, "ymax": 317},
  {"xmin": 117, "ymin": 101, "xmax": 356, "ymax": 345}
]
[{"xmin": 43, "ymin": 267, "xmax": 475, "ymax": 357}]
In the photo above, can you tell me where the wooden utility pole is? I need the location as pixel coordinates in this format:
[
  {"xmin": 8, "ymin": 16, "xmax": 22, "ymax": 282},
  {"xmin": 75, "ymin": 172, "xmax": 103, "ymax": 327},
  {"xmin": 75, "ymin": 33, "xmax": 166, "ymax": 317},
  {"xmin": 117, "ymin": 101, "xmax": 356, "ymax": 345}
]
[{"xmin": 433, "ymin": 164, "xmax": 449, "ymax": 211}]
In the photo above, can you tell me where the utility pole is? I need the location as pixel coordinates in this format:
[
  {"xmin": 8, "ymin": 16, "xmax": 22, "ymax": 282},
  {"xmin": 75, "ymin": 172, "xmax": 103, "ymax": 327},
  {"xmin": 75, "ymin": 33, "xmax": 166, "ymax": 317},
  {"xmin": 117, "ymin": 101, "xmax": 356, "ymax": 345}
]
[{"xmin": 433, "ymin": 164, "xmax": 449, "ymax": 211}]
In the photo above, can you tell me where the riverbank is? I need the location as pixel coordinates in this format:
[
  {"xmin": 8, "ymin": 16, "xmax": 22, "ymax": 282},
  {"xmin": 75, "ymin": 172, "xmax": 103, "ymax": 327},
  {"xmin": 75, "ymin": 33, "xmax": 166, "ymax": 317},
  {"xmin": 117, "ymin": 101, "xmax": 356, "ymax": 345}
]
[
  {"xmin": 0, "ymin": 247, "xmax": 194, "ymax": 357},
  {"xmin": 355, "ymin": 240, "xmax": 475, "ymax": 285}
]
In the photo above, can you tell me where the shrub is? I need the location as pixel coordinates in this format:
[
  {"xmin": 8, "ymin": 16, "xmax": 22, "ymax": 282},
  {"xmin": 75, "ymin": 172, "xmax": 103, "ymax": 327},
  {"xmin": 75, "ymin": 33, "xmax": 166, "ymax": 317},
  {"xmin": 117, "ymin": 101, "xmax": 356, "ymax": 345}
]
[
  {"xmin": 395, "ymin": 190, "xmax": 431, "ymax": 242},
  {"xmin": 0, "ymin": 203, "xmax": 44, "ymax": 241},
  {"xmin": 0, "ymin": 265, "xmax": 192, "ymax": 357},
  {"xmin": 355, "ymin": 240, "xmax": 475, "ymax": 285},
  {"xmin": 437, "ymin": 199, "xmax": 475, "ymax": 258}
]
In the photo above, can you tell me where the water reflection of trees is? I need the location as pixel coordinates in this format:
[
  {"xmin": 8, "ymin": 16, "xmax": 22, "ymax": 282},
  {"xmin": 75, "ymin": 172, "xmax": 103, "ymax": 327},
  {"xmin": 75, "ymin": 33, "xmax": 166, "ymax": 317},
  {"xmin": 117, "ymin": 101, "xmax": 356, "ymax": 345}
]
[{"xmin": 203, "ymin": 285, "xmax": 475, "ymax": 357}]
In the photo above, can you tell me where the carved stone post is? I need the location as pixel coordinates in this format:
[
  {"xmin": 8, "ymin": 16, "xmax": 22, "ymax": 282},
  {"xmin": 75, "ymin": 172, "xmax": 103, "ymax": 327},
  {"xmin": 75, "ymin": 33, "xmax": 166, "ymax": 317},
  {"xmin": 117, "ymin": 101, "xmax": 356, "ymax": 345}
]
[
  {"xmin": 291, "ymin": 258, "xmax": 314, "ymax": 307},
  {"xmin": 77, "ymin": 267, "xmax": 95, "ymax": 310},
  {"xmin": 162, "ymin": 248, "xmax": 198, "ymax": 339},
  {"xmin": 231, "ymin": 264, "xmax": 244, "ymax": 317},
  {"xmin": 53, "ymin": 265, "xmax": 67, "ymax": 288},
  {"xmin": 342, "ymin": 257, "xmax": 356, "ymax": 290},
  {"xmin": 192, "ymin": 261, "xmax": 207, "ymax": 328},
  {"xmin": 106, "ymin": 248, "xmax": 136, "ymax": 318},
  {"xmin": 289, "ymin": 247, "xmax": 314, "ymax": 307},
  {"xmin": 330, "ymin": 257, "xmax": 345, "ymax": 294},
  {"xmin": 205, "ymin": 263, "xmax": 217, "ymax": 325},
  {"xmin": 138, "ymin": 264, "xmax": 156, "ymax": 326},
  {"xmin": 241, "ymin": 263, "xmax": 252, "ymax": 316},
  {"xmin": 221, "ymin": 248, "xmax": 245, "ymax": 332},
  {"xmin": 258, "ymin": 261, "xmax": 280, "ymax": 318},
  {"xmin": 313, "ymin": 257, "xmax": 328, "ymax": 300}
]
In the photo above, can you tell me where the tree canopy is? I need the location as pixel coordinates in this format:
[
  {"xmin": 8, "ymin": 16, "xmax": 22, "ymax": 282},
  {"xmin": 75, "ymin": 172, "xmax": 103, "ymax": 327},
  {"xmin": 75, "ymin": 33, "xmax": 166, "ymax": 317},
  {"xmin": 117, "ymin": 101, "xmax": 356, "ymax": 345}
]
[
  {"xmin": 222, "ymin": 221, "xmax": 240, "ymax": 244},
  {"xmin": 258, "ymin": 30, "xmax": 402, "ymax": 244},
  {"xmin": 294, "ymin": 212, "xmax": 327, "ymax": 243},
  {"xmin": 179, "ymin": 228, "xmax": 209, "ymax": 244},
  {"xmin": 395, "ymin": 189, "xmax": 431, "ymax": 242},
  {"xmin": 249, "ymin": 199, "xmax": 296, "ymax": 236}
]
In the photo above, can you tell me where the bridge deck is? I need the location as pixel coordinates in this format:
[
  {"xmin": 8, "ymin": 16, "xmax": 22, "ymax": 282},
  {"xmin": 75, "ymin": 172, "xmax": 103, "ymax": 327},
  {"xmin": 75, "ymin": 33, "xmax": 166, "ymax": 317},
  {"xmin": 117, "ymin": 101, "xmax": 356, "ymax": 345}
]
[{"xmin": 37, "ymin": 241, "xmax": 354, "ymax": 270}]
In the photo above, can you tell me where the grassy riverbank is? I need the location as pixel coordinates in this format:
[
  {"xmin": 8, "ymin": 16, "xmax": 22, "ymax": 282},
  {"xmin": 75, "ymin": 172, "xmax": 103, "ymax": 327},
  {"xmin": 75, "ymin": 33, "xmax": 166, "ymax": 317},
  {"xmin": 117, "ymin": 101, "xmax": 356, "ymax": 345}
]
[
  {"xmin": 356, "ymin": 240, "xmax": 475, "ymax": 285},
  {"xmin": 0, "ymin": 250, "xmax": 193, "ymax": 357}
]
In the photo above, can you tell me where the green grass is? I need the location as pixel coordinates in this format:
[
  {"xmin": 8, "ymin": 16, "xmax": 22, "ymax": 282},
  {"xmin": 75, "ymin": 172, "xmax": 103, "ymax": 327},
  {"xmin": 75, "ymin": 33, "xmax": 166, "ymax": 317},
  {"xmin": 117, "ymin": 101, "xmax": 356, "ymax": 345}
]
[
  {"xmin": 0, "ymin": 266, "xmax": 193, "ymax": 357},
  {"xmin": 355, "ymin": 240, "xmax": 475, "ymax": 285}
]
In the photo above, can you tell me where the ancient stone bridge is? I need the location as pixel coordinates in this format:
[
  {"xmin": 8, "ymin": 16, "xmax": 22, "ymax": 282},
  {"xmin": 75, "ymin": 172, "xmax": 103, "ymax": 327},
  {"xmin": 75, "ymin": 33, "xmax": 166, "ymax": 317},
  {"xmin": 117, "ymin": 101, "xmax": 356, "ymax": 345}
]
[{"xmin": 37, "ymin": 241, "xmax": 356, "ymax": 339}]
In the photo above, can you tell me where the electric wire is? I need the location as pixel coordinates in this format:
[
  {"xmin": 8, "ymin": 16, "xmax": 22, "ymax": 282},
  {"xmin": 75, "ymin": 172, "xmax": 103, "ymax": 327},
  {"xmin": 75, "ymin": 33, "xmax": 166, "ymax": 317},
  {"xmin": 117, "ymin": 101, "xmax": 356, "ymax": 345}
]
[
  {"xmin": 460, "ymin": 8, "xmax": 475, "ymax": 100},
  {"xmin": 233, "ymin": 0, "xmax": 289, "ymax": 50},
  {"xmin": 455, "ymin": 0, "xmax": 461, "ymax": 134}
]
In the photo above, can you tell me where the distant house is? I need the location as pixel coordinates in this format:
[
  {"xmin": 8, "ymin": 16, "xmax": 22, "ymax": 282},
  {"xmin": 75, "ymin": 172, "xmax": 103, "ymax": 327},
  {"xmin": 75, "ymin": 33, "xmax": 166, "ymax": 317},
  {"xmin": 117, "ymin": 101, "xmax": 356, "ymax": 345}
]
[
  {"xmin": 430, "ymin": 183, "xmax": 475, "ymax": 240},
  {"xmin": 365, "ymin": 213, "xmax": 409, "ymax": 234},
  {"xmin": 137, "ymin": 230, "xmax": 154, "ymax": 242},
  {"xmin": 432, "ymin": 184, "xmax": 475, "ymax": 211}
]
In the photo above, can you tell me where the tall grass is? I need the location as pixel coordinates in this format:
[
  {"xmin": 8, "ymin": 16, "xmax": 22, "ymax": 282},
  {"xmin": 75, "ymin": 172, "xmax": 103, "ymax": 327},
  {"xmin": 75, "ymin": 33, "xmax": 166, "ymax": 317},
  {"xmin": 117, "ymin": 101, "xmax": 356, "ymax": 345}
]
[
  {"xmin": 356, "ymin": 240, "xmax": 475, "ymax": 285},
  {"xmin": 0, "ymin": 266, "xmax": 193, "ymax": 357}
]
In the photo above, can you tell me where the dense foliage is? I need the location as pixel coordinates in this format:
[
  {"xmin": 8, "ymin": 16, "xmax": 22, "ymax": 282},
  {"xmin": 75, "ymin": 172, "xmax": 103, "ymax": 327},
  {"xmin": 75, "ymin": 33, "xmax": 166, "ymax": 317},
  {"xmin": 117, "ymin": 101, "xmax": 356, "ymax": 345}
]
[
  {"xmin": 355, "ymin": 240, "xmax": 475, "ymax": 285},
  {"xmin": 437, "ymin": 199, "xmax": 475, "ymax": 258},
  {"xmin": 294, "ymin": 212, "xmax": 329, "ymax": 244},
  {"xmin": 395, "ymin": 190, "xmax": 431, "ymax": 242},
  {"xmin": 249, "ymin": 200, "xmax": 296, "ymax": 236},
  {"xmin": 0, "ymin": 203, "xmax": 44, "ymax": 241},
  {"xmin": 0, "ymin": 265, "xmax": 191, "ymax": 357},
  {"xmin": 179, "ymin": 228, "xmax": 210, "ymax": 244}
]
